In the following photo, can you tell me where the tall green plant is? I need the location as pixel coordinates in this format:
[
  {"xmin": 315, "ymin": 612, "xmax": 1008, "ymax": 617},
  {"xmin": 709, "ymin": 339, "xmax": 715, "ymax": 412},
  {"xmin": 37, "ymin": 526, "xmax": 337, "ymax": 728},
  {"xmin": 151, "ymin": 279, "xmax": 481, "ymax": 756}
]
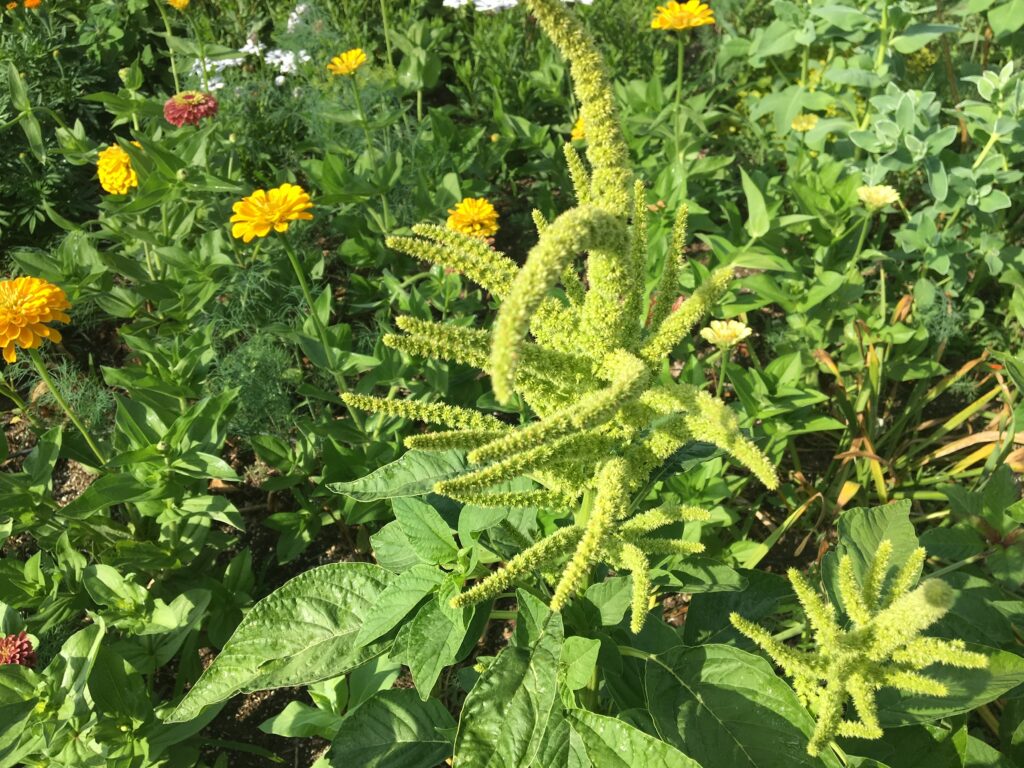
[{"xmin": 344, "ymin": 0, "xmax": 777, "ymax": 633}]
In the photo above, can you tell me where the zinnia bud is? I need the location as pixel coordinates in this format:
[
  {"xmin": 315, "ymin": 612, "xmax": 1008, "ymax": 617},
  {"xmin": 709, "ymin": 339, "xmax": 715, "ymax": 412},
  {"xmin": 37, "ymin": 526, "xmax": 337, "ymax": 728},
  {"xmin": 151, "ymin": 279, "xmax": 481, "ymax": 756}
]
[
  {"xmin": 163, "ymin": 90, "xmax": 219, "ymax": 128},
  {"xmin": 0, "ymin": 631, "xmax": 37, "ymax": 668}
]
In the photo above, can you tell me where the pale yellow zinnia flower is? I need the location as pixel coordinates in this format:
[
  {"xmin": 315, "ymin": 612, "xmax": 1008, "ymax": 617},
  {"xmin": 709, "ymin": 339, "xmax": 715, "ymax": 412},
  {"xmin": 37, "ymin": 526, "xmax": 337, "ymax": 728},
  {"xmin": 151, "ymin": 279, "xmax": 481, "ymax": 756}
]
[
  {"xmin": 791, "ymin": 113, "xmax": 819, "ymax": 132},
  {"xmin": 700, "ymin": 319, "xmax": 752, "ymax": 349},
  {"xmin": 857, "ymin": 184, "xmax": 900, "ymax": 211},
  {"xmin": 446, "ymin": 197, "xmax": 499, "ymax": 239}
]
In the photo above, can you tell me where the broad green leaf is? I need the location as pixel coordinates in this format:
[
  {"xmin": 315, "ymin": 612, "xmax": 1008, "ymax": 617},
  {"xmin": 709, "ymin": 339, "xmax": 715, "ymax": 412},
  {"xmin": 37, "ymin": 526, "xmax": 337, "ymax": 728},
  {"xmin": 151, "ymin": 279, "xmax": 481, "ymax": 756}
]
[
  {"xmin": 683, "ymin": 570, "xmax": 791, "ymax": 647},
  {"xmin": 568, "ymin": 709, "xmax": 703, "ymax": 768},
  {"xmin": 823, "ymin": 500, "xmax": 918, "ymax": 610},
  {"xmin": 0, "ymin": 666, "xmax": 39, "ymax": 762},
  {"xmin": 454, "ymin": 592, "xmax": 564, "ymax": 768},
  {"xmin": 60, "ymin": 473, "xmax": 166, "ymax": 518},
  {"xmin": 644, "ymin": 644, "xmax": 841, "ymax": 768},
  {"xmin": 965, "ymin": 734, "xmax": 1013, "ymax": 767},
  {"xmin": 661, "ymin": 557, "xmax": 748, "ymax": 594},
  {"xmin": 328, "ymin": 450, "xmax": 468, "ymax": 501},
  {"xmin": 259, "ymin": 700, "xmax": 342, "ymax": 740},
  {"xmin": 327, "ymin": 689, "xmax": 455, "ymax": 768},
  {"xmin": 354, "ymin": 564, "xmax": 444, "ymax": 647},
  {"xmin": 740, "ymin": 169, "xmax": 770, "ymax": 240},
  {"xmin": 390, "ymin": 595, "xmax": 475, "ymax": 699},
  {"xmin": 876, "ymin": 647, "xmax": 1024, "ymax": 726},
  {"xmin": 165, "ymin": 563, "xmax": 394, "ymax": 722},
  {"xmin": 891, "ymin": 24, "xmax": 958, "ymax": 54},
  {"xmin": 841, "ymin": 723, "xmax": 963, "ymax": 768},
  {"xmin": 371, "ymin": 521, "xmax": 427, "ymax": 572},
  {"xmin": 393, "ymin": 497, "xmax": 459, "ymax": 564},
  {"xmin": 561, "ymin": 637, "xmax": 602, "ymax": 691}
]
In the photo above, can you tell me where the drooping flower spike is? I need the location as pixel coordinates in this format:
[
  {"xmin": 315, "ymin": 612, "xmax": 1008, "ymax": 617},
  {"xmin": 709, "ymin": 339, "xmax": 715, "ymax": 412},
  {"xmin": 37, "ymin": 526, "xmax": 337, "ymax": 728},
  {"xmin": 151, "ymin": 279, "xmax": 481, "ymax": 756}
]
[
  {"xmin": 0, "ymin": 276, "xmax": 71, "ymax": 364},
  {"xmin": 731, "ymin": 541, "xmax": 988, "ymax": 755},
  {"xmin": 344, "ymin": 0, "xmax": 776, "ymax": 633}
]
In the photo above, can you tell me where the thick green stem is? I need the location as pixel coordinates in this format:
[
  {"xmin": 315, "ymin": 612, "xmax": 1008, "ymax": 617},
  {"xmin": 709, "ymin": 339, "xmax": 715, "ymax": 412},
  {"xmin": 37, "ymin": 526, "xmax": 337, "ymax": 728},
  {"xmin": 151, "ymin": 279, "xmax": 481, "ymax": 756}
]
[{"xmin": 28, "ymin": 349, "xmax": 107, "ymax": 465}]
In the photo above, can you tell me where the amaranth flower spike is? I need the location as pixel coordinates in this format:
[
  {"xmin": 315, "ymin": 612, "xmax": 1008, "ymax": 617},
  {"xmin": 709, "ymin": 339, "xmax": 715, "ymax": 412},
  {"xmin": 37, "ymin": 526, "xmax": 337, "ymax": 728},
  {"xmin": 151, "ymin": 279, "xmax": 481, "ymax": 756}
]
[
  {"xmin": 343, "ymin": 0, "xmax": 778, "ymax": 633},
  {"xmin": 730, "ymin": 541, "xmax": 988, "ymax": 756}
]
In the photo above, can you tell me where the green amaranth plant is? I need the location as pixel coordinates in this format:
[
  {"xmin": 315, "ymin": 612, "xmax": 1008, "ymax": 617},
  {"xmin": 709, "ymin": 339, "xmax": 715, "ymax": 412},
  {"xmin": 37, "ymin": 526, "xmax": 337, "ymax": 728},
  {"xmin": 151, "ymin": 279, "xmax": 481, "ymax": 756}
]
[
  {"xmin": 343, "ymin": 0, "xmax": 778, "ymax": 633},
  {"xmin": 730, "ymin": 540, "xmax": 989, "ymax": 756}
]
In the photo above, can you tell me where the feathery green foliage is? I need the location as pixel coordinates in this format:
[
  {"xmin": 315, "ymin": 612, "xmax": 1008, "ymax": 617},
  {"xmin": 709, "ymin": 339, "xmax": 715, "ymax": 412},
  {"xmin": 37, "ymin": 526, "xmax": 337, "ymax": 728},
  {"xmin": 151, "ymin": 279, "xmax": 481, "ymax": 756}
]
[
  {"xmin": 730, "ymin": 541, "xmax": 989, "ymax": 756},
  {"xmin": 345, "ymin": 0, "xmax": 777, "ymax": 632}
]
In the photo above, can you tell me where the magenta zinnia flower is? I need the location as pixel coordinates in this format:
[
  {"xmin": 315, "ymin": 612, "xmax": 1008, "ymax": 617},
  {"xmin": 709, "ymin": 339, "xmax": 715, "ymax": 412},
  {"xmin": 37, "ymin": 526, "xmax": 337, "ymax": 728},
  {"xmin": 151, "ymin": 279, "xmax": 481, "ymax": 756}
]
[
  {"xmin": 0, "ymin": 632, "xmax": 36, "ymax": 668},
  {"xmin": 163, "ymin": 90, "xmax": 219, "ymax": 127}
]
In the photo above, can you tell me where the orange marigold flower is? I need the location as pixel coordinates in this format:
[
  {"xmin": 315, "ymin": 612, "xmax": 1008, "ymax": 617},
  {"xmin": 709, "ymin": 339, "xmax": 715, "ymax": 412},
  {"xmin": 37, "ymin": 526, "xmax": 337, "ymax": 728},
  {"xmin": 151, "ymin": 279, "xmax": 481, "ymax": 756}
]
[
  {"xmin": 97, "ymin": 144, "xmax": 139, "ymax": 195},
  {"xmin": 163, "ymin": 90, "xmax": 218, "ymax": 127},
  {"xmin": 5, "ymin": 3, "xmax": 17, "ymax": 10},
  {"xmin": 327, "ymin": 48, "xmax": 367, "ymax": 76},
  {"xmin": 230, "ymin": 183, "xmax": 314, "ymax": 243},
  {"xmin": 651, "ymin": 1, "xmax": 715, "ymax": 30},
  {"xmin": 0, "ymin": 277, "xmax": 71, "ymax": 364},
  {"xmin": 446, "ymin": 197, "xmax": 499, "ymax": 239},
  {"xmin": 23, "ymin": 0, "xmax": 39, "ymax": 8}
]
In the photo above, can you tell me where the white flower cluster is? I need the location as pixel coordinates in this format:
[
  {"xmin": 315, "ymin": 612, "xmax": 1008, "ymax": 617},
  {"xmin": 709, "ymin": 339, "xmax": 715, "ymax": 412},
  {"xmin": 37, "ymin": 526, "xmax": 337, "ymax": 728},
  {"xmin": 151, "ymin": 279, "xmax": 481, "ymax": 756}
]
[
  {"xmin": 286, "ymin": 2, "xmax": 309, "ymax": 31},
  {"xmin": 442, "ymin": 0, "xmax": 592, "ymax": 10},
  {"xmin": 189, "ymin": 36, "xmax": 311, "ymax": 90}
]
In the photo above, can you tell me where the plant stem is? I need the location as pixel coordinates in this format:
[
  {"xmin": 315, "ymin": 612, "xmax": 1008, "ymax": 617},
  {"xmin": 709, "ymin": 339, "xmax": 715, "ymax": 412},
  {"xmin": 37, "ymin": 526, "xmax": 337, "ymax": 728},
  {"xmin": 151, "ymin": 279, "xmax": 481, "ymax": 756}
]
[
  {"xmin": 972, "ymin": 129, "xmax": 1001, "ymax": 170},
  {"xmin": 350, "ymin": 77, "xmax": 391, "ymax": 226},
  {"xmin": 716, "ymin": 350, "xmax": 728, "ymax": 398},
  {"xmin": 674, "ymin": 34, "xmax": 685, "ymax": 160},
  {"xmin": 852, "ymin": 215, "xmax": 871, "ymax": 260},
  {"xmin": 379, "ymin": 0, "xmax": 394, "ymax": 70},
  {"xmin": 156, "ymin": 3, "xmax": 181, "ymax": 93},
  {"xmin": 281, "ymin": 239, "xmax": 343, "ymax": 387},
  {"xmin": 28, "ymin": 349, "xmax": 106, "ymax": 465}
]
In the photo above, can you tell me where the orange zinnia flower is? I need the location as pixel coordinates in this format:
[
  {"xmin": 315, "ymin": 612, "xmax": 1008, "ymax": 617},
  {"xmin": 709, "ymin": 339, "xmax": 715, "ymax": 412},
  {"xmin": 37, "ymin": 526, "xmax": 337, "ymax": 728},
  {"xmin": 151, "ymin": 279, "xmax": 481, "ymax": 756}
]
[{"xmin": 0, "ymin": 277, "xmax": 71, "ymax": 363}]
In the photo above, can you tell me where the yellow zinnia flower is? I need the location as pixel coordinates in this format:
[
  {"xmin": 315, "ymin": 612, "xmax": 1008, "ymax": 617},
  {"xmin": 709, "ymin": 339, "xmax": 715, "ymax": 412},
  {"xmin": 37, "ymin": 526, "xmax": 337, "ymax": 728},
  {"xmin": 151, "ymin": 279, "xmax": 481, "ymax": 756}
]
[
  {"xmin": 167, "ymin": 0, "xmax": 189, "ymax": 10},
  {"xmin": 230, "ymin": 183, "xmax": 314, "ymax": 243},
  {"xmin": 327, "ymin": 48, "xmax": 368, "ymax": 77},
  {"xmin": 0, "ymin": 277, "xmax": 71, "ymax": 364},
  {"xmin": 791, "ymin": 113, "xmax": 819, "ymax": 132},
  {"xmin": 700, "ymin": 319, "xmax": 752, "ymax": 350},
  {"xmin": 446, "ymin": 197, "xmax": 499, "ymax": 239},
  {"xmin": 651, "ymin": 1, "xmax": 715, "ymax": 31},
  {"xmin": 857, "ymin": 184, "xmax": 900, "ymax": 211},
  {"xmin": 571, "ymin": 117, "xmax": 585, "ymax": 141},
  {"xmin": 96, "ymin": 144, "xmax": 139, "ymax": 195}
]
